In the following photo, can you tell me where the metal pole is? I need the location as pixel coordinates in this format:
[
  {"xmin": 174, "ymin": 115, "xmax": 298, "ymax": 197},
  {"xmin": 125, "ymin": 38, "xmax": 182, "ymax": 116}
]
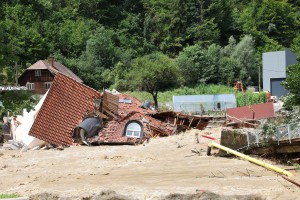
[{"xmin": 208, "ymin": 141, "xmax": 293, "ymax": 177}]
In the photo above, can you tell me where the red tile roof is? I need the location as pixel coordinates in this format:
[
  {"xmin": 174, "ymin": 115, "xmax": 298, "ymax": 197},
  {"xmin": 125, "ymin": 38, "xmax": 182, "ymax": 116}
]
[
  {"xmin": 226, "ymin": 102, "xmax": 275, "ymax": 123},
  {"xmin": 116, "ymin": 93, "xmax": 155, "ymax": 116},
  {"xmin": 29, "ymin": 72, "xmax": 101, "ymax": 146},
  {"xmin": 91, "ymin": 111, "xmax": 175, "ymax": 144},
  {"xmin": 88, "ymin": 93, "xmax": 176, "ymax": 144}
]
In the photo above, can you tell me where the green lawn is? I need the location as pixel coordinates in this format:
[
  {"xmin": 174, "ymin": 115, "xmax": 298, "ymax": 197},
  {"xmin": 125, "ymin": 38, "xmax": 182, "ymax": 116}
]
[{"xmin": 0, "ymin": 194, "xmax": 21, "ymax": 199}]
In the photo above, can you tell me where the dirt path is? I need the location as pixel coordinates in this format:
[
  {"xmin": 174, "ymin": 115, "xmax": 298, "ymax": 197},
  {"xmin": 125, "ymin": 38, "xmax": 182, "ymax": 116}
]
[{"xmin": 0, "ymin": 128, "xmax": 299, "ymax": 199}]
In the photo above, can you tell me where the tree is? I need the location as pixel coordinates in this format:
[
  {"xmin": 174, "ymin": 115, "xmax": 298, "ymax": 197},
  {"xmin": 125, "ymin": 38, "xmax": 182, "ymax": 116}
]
[
  {"xmin": 239, "ymin": 0, "xmax": 300, "ymax": 48},
  {"xmin": 0, "ymin": 91, "xmax": 37, "ymax": 115},
  {"xmin": 73, "ymin": 26, "xmax": 119, "ymax": 89},
  {"xmin": 207, "ymin": 0, "xmax": 242, "ymax": 45},
  {"xmin": 230, "ymin": 35, "xmax": 258, "ymax": 86},
  {"xmin": 126, "ymin": 52, "xmax": 179, "ymax": 108},
  {"xmin": 176, "ymin": 45, "xmax": 206, "ymax": 86},
  {"xmin": 176, "ymin": 43, "xmax": 222, "ymax": 86},
  {"xmin": 282, "ymin": 63, "xmax": 300, "ymax": 109}
]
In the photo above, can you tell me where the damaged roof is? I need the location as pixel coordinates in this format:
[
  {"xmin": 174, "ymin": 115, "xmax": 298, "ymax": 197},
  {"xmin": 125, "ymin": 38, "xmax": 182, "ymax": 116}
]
[
  {"xmin": 29, "ymin": 73, "xmax": 101, "ymax": 146},
  {"xmin": 226, "ymin": 102, "xmax": 275, "ymax": 123},
  {"xmin": 29, "ymin": 74, "xmax": 210, "ymax": 146}
]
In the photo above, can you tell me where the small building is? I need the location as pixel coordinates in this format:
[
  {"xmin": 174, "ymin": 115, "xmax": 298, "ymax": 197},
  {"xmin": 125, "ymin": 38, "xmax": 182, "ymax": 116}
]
[
  {"xmin": 173, "ymin": 94, "xmax": 236, "ymax": 114},
  {"xmin": 18, "ymin": 57, "xmax": 82, "ymax": 94},
  {"xmin": 263, "ymin": 49, "xmax": 297, "ymax": 98}
]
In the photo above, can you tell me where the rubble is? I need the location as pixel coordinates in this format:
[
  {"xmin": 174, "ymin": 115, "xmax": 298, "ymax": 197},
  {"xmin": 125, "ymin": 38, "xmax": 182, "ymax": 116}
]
[
  {"xmin": 3, "ymin": 140, "xmax": 24, "ymax": 150},
  {"xmin": 23, "ymin": 73, "xmax": 213, "ymax": 147}
]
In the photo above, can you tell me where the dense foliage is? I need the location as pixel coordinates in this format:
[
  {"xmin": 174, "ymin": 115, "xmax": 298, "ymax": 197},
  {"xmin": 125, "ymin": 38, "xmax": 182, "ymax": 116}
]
[
  {"xmin": 0, "ymin": 0, "xmax": 300, "ymax": 109},
  {"xmin": 282, "ymin": 63, "xmax": 300, "ymax": 109},
  {"xmin": 0, "ymin": 91, "xmax": 37, "ymax": 116}
]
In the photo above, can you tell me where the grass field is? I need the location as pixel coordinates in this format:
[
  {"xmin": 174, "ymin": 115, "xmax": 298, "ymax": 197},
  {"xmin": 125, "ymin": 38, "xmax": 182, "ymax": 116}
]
[{"xmin": 124, "ymin": 84, "xmax": 267, "ymax": 107}]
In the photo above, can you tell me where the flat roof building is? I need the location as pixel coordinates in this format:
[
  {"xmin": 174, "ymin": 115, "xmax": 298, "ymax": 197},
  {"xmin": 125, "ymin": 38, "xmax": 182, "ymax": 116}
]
[{"xmin": 263, "ymin": 49, "xmax": 297, "ymax": 98}]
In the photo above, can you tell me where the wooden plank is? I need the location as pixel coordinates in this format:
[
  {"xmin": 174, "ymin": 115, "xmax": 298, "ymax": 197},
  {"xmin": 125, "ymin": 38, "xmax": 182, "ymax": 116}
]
[
  {"xmin": 101, "ymin": 92, "xmax": 119, "ymax": 114},
  {"xmin": 188, "ymin": 117, "xmax": 194, "ymax": 129},
  {"xmin": 103, "ymin": 107, "xmax": 118, "ymax": 119},
  {"xmin": 196, "ymin": 119, "xmax": 202, "ymax": 127},
  {"xmin": 282, "ymin": 176, "xmax": 300, "ymax": 187}
]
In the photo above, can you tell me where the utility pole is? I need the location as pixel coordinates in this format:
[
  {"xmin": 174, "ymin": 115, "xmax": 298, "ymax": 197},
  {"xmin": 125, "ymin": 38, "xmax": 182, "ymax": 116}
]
[
  {"xmin": 258, "ymin": 64, "xmax": 261, "ymax": 92},
  {"xmin": 14, "ymin": 62, "xmax": 21, "ymax": 86}
]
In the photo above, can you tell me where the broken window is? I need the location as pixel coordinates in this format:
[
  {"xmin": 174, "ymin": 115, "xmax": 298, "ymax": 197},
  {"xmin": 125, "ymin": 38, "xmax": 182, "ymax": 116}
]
[{"xmin": 125, "ymin": 121, "xmax": 143, "ymax": 138}]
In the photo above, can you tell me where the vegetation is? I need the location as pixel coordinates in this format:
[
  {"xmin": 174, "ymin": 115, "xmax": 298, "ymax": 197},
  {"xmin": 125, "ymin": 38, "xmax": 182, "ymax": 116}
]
[
  {"xmin": 125, "ymin": 53, "xmax": 179, "ymax": 108},
  {"xmin": 126, "ymin": 84, "xmax": 234, "ymax": 103},
  {"xmin": 0, "ymin": 91, "xmax": 38, "ymax": 116},
  {"xmin": 0, "ymin": 194, "xmax": 21, "ymax": 199},
  {"xmin": 0, "ymin": 0, "xmax": 300, "ymax": 112},
  {"xmin": 283, "ymin": 63, "xmax": 300, "ymax": 110},
  {"xmin": 126, "ymin": 85, "xmax": 268, "ymax": 109},
  {"xmin": 236, "ymin": 91, "xmax": 267, "ymax": 107}
]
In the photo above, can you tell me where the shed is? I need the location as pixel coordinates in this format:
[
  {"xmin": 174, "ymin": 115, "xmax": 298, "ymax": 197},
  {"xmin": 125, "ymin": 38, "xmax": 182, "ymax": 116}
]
[{"xmin": 173, "ymin": 94, "xmax": 236, "ymax": 114}]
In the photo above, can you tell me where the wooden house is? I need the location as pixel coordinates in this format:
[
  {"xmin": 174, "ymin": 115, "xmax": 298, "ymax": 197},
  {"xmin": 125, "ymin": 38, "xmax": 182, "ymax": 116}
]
[{"xmin": 18, "ymin": 57, "xmax": 82, "ymax": 94}]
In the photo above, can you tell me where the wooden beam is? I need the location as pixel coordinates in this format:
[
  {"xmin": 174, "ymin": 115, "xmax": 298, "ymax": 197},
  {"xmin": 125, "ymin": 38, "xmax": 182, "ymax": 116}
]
[{"xmin": 188, "ymin": 117, "xmax": 194, "ymax": 129}]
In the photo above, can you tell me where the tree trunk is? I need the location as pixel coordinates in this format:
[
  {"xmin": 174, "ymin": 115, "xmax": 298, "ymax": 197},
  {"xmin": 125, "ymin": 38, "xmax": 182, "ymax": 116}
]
[{"xmin": 152, "ymin": 91, "xmax": 158, "ymax": 110}]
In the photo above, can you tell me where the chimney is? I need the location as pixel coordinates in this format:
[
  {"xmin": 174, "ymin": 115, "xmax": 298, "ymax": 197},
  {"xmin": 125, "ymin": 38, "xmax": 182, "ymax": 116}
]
[{"xmin": 48, "ymin": 56, "xmax": 54, "ymax": 67}]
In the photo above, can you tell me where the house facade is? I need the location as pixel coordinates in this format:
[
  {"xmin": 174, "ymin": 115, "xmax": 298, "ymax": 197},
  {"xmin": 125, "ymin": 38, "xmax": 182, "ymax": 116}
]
[
  {"xmin": 18, "ymin": 57, "xmax": 82, "ymax": 94},
  {"xmin": 262, "ymin": 49, "xmax": 298, "ymax": 98}
]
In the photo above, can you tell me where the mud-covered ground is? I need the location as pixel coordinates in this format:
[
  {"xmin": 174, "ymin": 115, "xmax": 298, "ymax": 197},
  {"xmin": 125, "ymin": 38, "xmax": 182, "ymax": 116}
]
[{"xmin": 0, "ymin": 128, "xmax": 299, "ymax": 200}]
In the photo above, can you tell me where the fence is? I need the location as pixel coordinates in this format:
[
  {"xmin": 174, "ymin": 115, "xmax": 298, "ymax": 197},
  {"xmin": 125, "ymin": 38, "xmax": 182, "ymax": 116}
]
[{"xmin": 276, "ymin": 123, "xmax": 300, "ymax": 144}]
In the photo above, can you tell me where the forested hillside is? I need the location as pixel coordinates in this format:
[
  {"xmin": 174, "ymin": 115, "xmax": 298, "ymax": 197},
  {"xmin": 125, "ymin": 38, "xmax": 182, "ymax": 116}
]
[{"xmin": 1, "ymin": 0, "xmax": 300, "ymax": 93}]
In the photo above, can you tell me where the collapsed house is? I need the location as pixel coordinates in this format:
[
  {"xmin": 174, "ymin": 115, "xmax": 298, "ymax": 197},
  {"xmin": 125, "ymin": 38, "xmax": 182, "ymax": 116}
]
[{"xmin": 28, "ymin": 73, "xmax": 211, "ymax": 147}]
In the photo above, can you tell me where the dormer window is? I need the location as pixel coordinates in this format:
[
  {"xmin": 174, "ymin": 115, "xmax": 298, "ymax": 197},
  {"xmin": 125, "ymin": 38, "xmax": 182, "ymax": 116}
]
[
  {"xmin": 35, "ymin": 70, "xmax": 41, "ymax": 76},
  {"xmin": 124, "ymin": 121, "xmax": 143, "ymax": 138}
]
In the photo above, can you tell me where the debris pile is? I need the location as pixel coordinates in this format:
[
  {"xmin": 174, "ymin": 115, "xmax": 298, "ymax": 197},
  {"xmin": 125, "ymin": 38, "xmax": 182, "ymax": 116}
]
[{"xmin": 3, "ymin": 72, "xmax": 213, "ymax": 148}]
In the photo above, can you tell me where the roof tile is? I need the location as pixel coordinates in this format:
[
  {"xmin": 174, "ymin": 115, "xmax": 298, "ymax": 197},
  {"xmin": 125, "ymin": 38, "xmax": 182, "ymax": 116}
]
[{"xmin": 29, "ymin": 72, "xmax": 101, "ymax": 146}]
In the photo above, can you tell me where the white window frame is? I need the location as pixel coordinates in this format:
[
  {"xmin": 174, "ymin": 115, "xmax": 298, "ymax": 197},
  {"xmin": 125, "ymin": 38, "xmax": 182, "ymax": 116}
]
[
  {"xmin": 125, "ymin": 121, "xmax": 143, "ymax": 138},
  {"xmin": 35, "ymin": 69, "xmax": 41, "ymax": 76},
  {"xmin": 44, "ymin": 82, "xmax": 52, "ymax": 90},
  {"xmin": 26, "ymin": 83, "xmax": 35, "ymax": 90}
]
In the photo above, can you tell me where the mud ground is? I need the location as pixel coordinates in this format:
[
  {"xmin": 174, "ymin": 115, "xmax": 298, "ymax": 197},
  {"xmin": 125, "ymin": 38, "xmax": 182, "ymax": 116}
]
[{"xmin": 0, "ymin": 128, "xmax": 299, "ymax": 199}]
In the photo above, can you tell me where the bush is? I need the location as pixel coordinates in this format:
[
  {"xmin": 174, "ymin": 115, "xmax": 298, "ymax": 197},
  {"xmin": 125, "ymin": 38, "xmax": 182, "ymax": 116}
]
[{"xmin": 236, "ymin": 91, "xmax": 267, "ymax": 107}]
